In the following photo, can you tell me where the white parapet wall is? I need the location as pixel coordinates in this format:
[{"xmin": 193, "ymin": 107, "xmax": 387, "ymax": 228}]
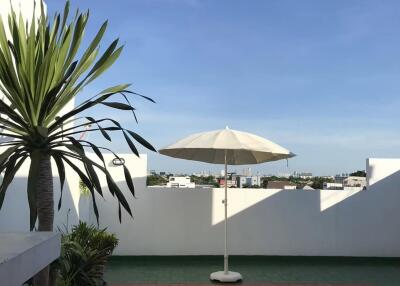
[
  {"xmin": 366, "ymin": 158, "xmax": 400, "ymax": 187},
  {"xmin": 85, "ymin": 155, "xmax": 400, "ymax": 257},
  {"xmin": 1, "ymin": 154, "xmax": 400, "ymax": 257}
]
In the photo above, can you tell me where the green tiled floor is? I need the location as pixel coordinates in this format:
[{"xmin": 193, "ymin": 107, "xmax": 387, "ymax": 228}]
[{"xmin": 105, "ymin": 256, "xmax": 400, "ymax": 286}]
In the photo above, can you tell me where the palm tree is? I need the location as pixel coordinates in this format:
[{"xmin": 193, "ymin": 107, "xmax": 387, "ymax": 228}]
[{"xmin": 0, "ymin": 1, "xmax": 155, "ymax": 285}]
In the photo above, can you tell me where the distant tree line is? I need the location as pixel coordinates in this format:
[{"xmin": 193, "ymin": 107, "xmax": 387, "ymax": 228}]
[
  {"xmin": 349, "ymin": 170, "xmax": 366, "ymax": 177},
  {"xmin": 190, "ymin": 175, "xmax": 219, "ymax": 187},
  {"xmin": 147, "ymin": 175, "xmax": 168, "ymax": 186}
]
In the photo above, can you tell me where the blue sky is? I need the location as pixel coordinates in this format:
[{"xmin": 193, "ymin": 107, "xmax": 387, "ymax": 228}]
[{"xmin": 47, "ymin": 0, "xmax": 400, "ymax": 176}]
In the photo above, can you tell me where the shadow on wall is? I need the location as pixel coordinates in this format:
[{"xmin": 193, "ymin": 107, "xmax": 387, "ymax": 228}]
[
  {"xmin": 0, "ymin": 175, "xmax": 79, "ymax": 232},
  {"xmin": 87, "ymin": 176, "xmax": 216, "ymax": 255},
  {"xmin": 0, "ymin": 153, "xmax": 145, "ymax": 233},
  {"xmin": 211, "ymin": 169, "xmax": 400, "ymax": 257}
]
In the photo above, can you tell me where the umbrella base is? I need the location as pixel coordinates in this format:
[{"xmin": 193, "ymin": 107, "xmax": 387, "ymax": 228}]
[{"xmin": 209, "ymin": 271, "xmax": 242, "ymax": 282}]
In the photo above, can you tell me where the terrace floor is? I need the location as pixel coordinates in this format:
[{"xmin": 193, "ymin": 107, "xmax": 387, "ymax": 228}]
[{"xmin": 105, "ymin": 256, "xmax": 400, "ymax": 286}]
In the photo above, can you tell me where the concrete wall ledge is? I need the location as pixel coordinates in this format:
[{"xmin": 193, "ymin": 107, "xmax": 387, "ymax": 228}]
[{"xmin": 0, "ymin": 232, "xmax": 61, "ymax": 286}]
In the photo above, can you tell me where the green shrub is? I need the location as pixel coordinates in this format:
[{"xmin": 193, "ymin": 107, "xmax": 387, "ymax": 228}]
[
  {"xmin": 55, "ymin": 221, "xmax": 118, "ymax": 286},
  {"xmin": 78, "ymin": 180, "xmax": 91, "ymax": 197}
]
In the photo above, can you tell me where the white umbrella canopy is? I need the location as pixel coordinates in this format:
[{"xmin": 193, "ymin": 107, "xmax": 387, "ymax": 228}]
[
  {"xmin": 159, "ymin": 127, "xmax": 295, "ymax": 282},
  {"xmin": 159, "ymin": 127, "xmax": 295, "ymax": 165}
]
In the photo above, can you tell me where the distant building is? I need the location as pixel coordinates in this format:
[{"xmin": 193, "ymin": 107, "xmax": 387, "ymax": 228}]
[
  {"xmin": 266, "ymin": 181, "xmax": 297, "ymax": 190},
  {"xmin": 323, "ymin": 182, "xmax": 343, "ymax": 190},
  {"xmin": 235, "ymin": 175, "xmax": 261, "ymax": 188},
  {"xmin": 277, "ymin": 173, "xmax": 291, "ymax": 178},
  {"xmin": 218, "ymin": 179, "xmax": 237, "ymax": 188},
  {"xmin": 159, "ymin": 171, "xmax": 166, "ymax": 176},
  {"xmin": 166, "ymin": 176, "xmax": 195, "ymax": 188},
  {"xmin": 243, "ymin": 167, "xmax": 252, "ymax": 176},
  {"xmin": 299, "ymin": 172, "xmax": 313, "ymax": 179},
  {"xmin": 321, "ymin": 175, "xmax": 334, "ymax": 180},
  {"xmin": 334, "ymin": 174, "xmax": 349, "ymax": 184},
  {"xmin": 293, "ymin": 172, "xmax": 313, "ymax": 179},
  {"xmin": 343, "ymin": 176, "xmax": 367, "ymax": 188},
  {"xmin": 192, "ymin": 171, "xmax": 211, "ymax": 177}
]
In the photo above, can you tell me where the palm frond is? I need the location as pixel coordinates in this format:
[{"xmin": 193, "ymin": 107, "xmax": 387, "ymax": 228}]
[{"xmin": 0, "ymin": 0, "xmax": 156, "ymax": 225}]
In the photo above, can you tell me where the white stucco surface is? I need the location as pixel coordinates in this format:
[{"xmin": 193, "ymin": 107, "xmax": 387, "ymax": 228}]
[
  {"xmin": 86, "ymin": 155, "xmax": 400, "ymax": 257},
  {"xmin": 0, "ymin": 0, "xmax": 44, "ymax": 26},
  {"xmin": 0, "ymin": 232, "xmax": 61, "ymax": 286},
  {"xmin": 366, "ymin": 158, "xmax": 400, "ymax": 187},
  {"xmin": 1, "ymin": 153, "xmax": 400, "ymax": 257}
]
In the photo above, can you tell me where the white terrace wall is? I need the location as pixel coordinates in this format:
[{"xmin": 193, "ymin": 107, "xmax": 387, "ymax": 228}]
[
  {"xmin": 0, "ymin": 156, "xmax": 82, "ymax": 232},
  {"xmin": 84, "ymin": 155, "xmax": 400, "ymax": 257},
  {"xmin": 0, "ymin": 153, "xmax": 145, "ymax": 232},
  {"xmin": 1, "ymin": 154, "xmax": 400, "ymax": 257},
  {"xmin": 366, "ymin": 158, "xmax": 400, "ymax": 187}
]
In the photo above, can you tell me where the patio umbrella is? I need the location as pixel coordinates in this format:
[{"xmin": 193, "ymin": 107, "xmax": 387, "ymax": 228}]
[{"xmin": 159, "ymin": 127, "xmax": 295, "ymax": 282}]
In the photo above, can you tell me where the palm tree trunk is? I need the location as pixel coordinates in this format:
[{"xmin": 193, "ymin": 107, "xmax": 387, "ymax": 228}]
[
  {"xmin": 32, "ymin": 152, "xmax": 54, "ymax": 286},
  {"xmin": 36, "ymin": 153, "xmax": 54, "ymax": 231}
]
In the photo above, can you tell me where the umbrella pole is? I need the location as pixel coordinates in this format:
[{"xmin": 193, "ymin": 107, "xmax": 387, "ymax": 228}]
[
  {"xmin": 210, "ymin": 149, "xmax": 241, "ymax": 282},
  {"xmin": 224, "ymin": 149, "xmax": 228, "ymax": 274}
]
